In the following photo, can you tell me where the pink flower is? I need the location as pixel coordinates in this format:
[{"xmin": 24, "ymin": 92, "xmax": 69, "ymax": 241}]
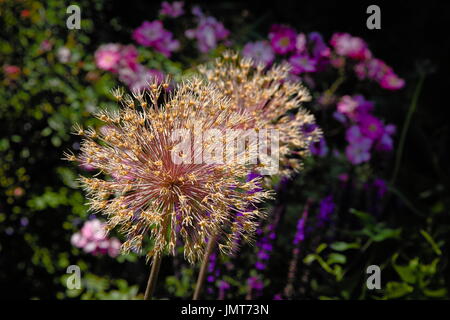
[
  {"xmin": 330, "ymin": 32, "xmax": 371, "ymax": 60},
  {"xmin": 295, "ymin": 33, "xmax": 307, "ymax": 53},
  {"xmin": 152, "ymin": 31, "xmax": 180, "ymax": 57},
  {"xmin": 133, "ymin": 21, "xmax": 165, "ymax": 46},
  {"xmin": 119, "ymin": 64, "xmax": 164, "ymax": 91},
  {"xmin": 159, "ymin": 1, "xmax": 184, "ymax": 18},
  {"xmin": 354, "ymin": 58, "xmax": 404, "ymax": 90},
  {"xmin": 289, "ymin": 53, "xmax": 317, "ymax": 74},
  {"xmin": 242, "ymin": 40, "xmax": 275, "ymax": 66},
  {"xmin": 269, "ymin": 25, "xmax": 296, "ymax": 55},
  {"xmin": 71, "ymin": 218, "xmax": 122, "ymax": 257},
  {"xmin": 337, "ymin": 95, "xmax": 374, "ymax": 120},
  {"xmin": 120, "ymin": 45, "xmax": 139, "ymax": 71},
  {"xmin": 108, "ymin": 238, "xmax": 121, "ymax": 258},
  {"xmin": 133, "ymin": 20, "xmax": 179, "ymax": 57},
  {"xmin": 380, "ymin": 72, "xmax": 405, "ymax": 90},
  {"xmin": 186, "ymin": 12, "xmax": 230, "ymax": 53},
  {"xmin": 40, "ymin": 40, "xmax": 53, "ymax": 52},
  {"xmin": 3, "ymin": 65, "xmax": 20, "ymax": 77},
  {"xmin": 337, "ymin": 95, "xmax": 359, "ymax": 117},
  {"xmin": 95, "ymin": 44, "xmax": 122, "ymax": 72}
]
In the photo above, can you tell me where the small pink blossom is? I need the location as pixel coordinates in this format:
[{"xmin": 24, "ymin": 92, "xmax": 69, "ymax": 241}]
[
  {"xmin": 380, "ymin": 72, "xmax": 405, "ymax": 90},
  {"xmin": 330, "ymin": 32, "xmax": 372, "ymax": 60},
  {"xmin": 295, "ymin": 33, "xmax": 307, "ymax": 53},
  {"xmin": 242, "ymin": 40, "xmax": 275, "ymax": 66},
  {"xmin": 3, "ymin": 65, "xmax": 20, "ymax": 77},
  {"xmin": 71, "ymin": 218, "xmax": 122, "ymax": 258},
  {"xmin": 95, "ymin": 44, "xmax": 122, "ymax": 72}
]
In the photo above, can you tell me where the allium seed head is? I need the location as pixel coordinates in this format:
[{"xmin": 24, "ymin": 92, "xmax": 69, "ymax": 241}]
[
  {"xmin": 198, "ymin": 51, "xmax": 322, "ymax": 177},
  {"xmin": 65, "ymin": 78, "xmax": 272, "ymax": 263}
]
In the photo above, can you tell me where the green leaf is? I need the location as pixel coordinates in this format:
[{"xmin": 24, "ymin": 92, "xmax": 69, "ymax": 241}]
[
  {"xmin": 330, "ymin": 242, "xmax": 361, "ymax": 251},
  {"xmin": 327, "ymin": 253, "xmax": 347, "ymax": 265},
  {"xmin": 420, "ymin": 230, "xmax": 442, "ymax": 255},
  {"xmin": 385, "ymin": 282, "xmax": 414, "ymax": 299}
]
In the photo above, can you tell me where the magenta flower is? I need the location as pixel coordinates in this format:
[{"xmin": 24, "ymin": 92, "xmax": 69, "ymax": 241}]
[
  {"xmin": 380, "ymin": 72, "xmax": 405, "ymax": 90},
  {"xmin": 159, "ymin": 1, "xmax": 184, "ymax": 18},
  {"xmin": 94, "ymin": 44, "xmax": 122, "ymax": 72},
  {"xmin": 330, "ymin": 32, "xmax": 372, "ymax": 60},
  {"xmin": 133, "ymin": 20, "xmax": 179, "ymax": 57},
  {"xmin": 269, "ymin": 24, "xmax": 296, "ymax": 54},
  {"xmin": 242, "ymin": 40, "xmax": 275, "ymax": 66},
  {"xmin": 289, "ymin": 53, "xmax": 317, "ymax": 74},
  {"xmin": 358, "ymin": 114, "xmax": 384, "ymax": 140},
  {"xmin": 120, "ymin": 45, "xmax": 139, "ymax": 71}
]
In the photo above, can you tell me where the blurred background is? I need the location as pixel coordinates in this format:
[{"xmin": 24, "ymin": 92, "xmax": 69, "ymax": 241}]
[{"xmin": 1, "ymin": 0, "xmax": 449, "ymax": 299}]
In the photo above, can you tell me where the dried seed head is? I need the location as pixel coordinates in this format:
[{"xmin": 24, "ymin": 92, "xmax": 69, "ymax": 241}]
[
  {"xmin": 198, "ymin": 51, "xmax": 322, "ymax": 177},
  {"xmin": 66, "ymin": 77, "xmax": 272, "ymax": 263}
]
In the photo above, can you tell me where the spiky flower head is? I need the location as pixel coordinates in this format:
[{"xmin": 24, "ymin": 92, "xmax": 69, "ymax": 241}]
[
  {"xmin": 65, "ymin": 78, "xmax": 272, "ymax": 263},
  {"xmin": 198, "ymin": 51, "xmax": 322, "ymax": 177}
]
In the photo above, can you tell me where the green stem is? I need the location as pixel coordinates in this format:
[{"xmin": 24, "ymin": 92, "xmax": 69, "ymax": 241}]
[
  {"xmin": 144, "ymin": 254, "xmax": 162, "ymax": 300},
  {"xmin": 193, "ymin": 233, "xmax": 218, "ymax": 300},
  {"xmin": 391, "ymin": 74, "xmax": 425, "ymax": 185}
]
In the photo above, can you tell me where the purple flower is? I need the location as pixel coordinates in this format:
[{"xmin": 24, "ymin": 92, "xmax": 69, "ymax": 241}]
[
  {"xmin": 269, "ymin": 24, "xmax": 296, "ymax": 55},
  {"xmin": 318, "ymin": 195, "xmax": 335, "ymax": 225},
  {"xmin": 293, "ymin": 217, "xmax": 306, "ymax": 245},
  {"xmin": 186, "ymin": 8, "xmax": 229, "ymax": 53},
  {"xmin": 375, "ymin": 124, "xmax": 396, "ymax": 152},
  {"xmin": 247, "ymin": 276, "xmax": 264, "ymax": 290},
  {"xmin": 373, "ymin": 178, "xmax": 388, "ymax": 198},
  {"xmin": 242, "ymin": 40, "xmax": 275, "ymax": 67},
  {"xmin": 159, "ymin": 1, "xmax": 184, "ymax": 18},
  {"xmin": 289, "ymin": 53, "xmax": 317, "ymax": 74},
  {"xmin": 345, "ymin": 136, "xmax": 372, "ymax": 164},
  {"xmin": 310, "ymin": 137, "xmax": 328, "ymax": 157},
  {"xmin": 308, "ymin": 32, "xmax": 330, "ymax": 60}
]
